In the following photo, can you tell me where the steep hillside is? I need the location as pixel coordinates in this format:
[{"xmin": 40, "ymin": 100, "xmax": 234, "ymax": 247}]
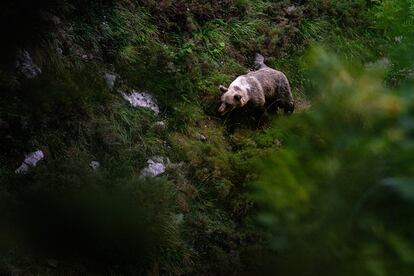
[{"xmin": 1, "ymin": 0, "xmax": 413, "ymax": 275}]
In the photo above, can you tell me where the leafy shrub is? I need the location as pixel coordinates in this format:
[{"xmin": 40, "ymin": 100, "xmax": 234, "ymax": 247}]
[
  {"xmin": 370, "ymin": 0, "xmax": 414, "ymax": 82},
  {"xmin": 251, "ymin": 47, "xmax": 414, "ymax": 276}
]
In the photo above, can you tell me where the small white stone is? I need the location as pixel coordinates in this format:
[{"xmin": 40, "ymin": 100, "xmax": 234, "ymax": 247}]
[
  {"xmin": 273, "ymin": 139, "xmax": 282, "ymax": 147},
  {"xmin": 89, "ymin": 161, "xmax": 100, "ymax": 171},
  {"xmin": 122, "ymin": 90, "xmax": 160, "ymax": 113},
  {"xmin": 56, "ymin": 47, "xmax": 63, "ymax": 56},
  {"xmin": 173, "ymin": 213, "xmax": 184, "ymax": 224},
  {"xmin": 366, "ymin": 57, "xmax": 390, "ymax": 69},
  {"xmin": 15, "ymin": 150, "xmax": 44, "ymax": 174},
  {"xmin": 286, "ymin": 5, "xmax": 296, "ymax": 15},
  {"xmin": 153, "ymin": 121, "xmax": 167, "ymax": 132},
  {"xmin": 154, "ymin": 121, "xmax": 166, "ymax": 127},
  {"xmin": 101, "ymin": 21, "xmax": 110, "ymax": 31},
  {"xmin": 15, "ymin": 50, "xmax": 42, "ymax": 79},
  {"xmin": 103, "ymin": 73, "xmax": 116, "ymax": 89},
  {"xmin": 15, "ymin": 163, "xmax": 30, "ymax": 175},
  {"xmin": 196, "ymin": 133, "xmax": 207, "ymax": 142},
  {"xmin": 141, "ymin": 161, "xmax": 165, "ymax": 177},
  {"xmin": 140, "ymin": 156, "xmax": 169, "ymax": 177}
]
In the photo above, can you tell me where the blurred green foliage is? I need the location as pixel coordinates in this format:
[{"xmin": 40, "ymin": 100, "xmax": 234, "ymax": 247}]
[
  {"xmin": 251, "ymin": 38, "xmax": 414, "ymax": 276},
  {"xmin": 370, "ymin": 0, "xmax": 414, "ymax": 81}
]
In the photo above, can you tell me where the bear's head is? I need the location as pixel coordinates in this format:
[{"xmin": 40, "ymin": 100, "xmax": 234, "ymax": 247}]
[{"xmin": 218, "ymin": 85, "xmax": 249, "ymax": 114}]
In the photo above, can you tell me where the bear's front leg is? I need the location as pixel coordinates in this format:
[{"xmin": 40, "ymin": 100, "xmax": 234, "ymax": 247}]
[
  {"xmin": 253, "ymin": 106, "xmax": 267, "ymax": 128},
  {"xmin": 282, "ymin": 101, "xmax": 295, "ymax": 115}
]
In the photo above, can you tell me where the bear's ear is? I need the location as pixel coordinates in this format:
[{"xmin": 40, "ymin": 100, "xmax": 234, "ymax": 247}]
[
  {"xmin": 219, "ymin": 85, "xmax": 228, "ymax": 93},
  {"xmin": 234, "ymin": 94, "xmax": 242, "ymax": 101}
]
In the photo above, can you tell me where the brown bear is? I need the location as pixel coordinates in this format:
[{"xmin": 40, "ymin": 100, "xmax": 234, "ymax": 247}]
[{"xmin": 218, "ymin": 54, "xmax": 294, "ymax": 116}]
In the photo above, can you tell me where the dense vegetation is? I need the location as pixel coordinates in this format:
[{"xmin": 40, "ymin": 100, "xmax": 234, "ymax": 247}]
[{"xmin": 0, "ymin": 0, "xmax": 413, "ymax": 275}]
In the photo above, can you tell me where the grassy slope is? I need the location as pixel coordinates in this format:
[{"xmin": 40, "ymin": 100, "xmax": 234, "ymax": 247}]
[{"xmin": 0, "ymin": 0, "xmax": 386, "ymax": 274}]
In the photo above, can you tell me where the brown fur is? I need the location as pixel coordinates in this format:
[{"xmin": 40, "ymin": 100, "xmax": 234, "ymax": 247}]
[{"xmin": 218, "ymin": 54, "xmax": 294, "ymax": 115}]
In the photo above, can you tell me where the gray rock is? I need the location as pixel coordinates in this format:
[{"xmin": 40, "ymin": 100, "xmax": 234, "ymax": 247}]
[
  {"xmin": 395, "ymin": 36, "xmax": 403, "ymax": 43},
  {"xmin": 89, "ymin": 161, "xmax": 100, "ymax": 171},
  {"xmin": 15, "ymin": 50, "xmax": 42, "ymax": 79},
  {"xmin": 80, "ymin": 54, "xmax": 96, "ymax": 61},
  {"xmin": 103, "ymin": 73, "xmax": 117, "ymax": 89},
  {"xmin": 154, "ymin": 121, "xmax": 166, "ymax": 127},
  {"xmin": 273, "ymin": 139, "xmax": 282, "ymax": 147},
  {"xmin": 286, "ymin": 5, "xmax": 296, "ymax": 15},
  {"xmin": 122, "ymin": 90, "xmax": 160, "ymax": 113},
  {"xmin": 15, "ymin": 150, "xmax": 45, "ymax": 174},
  {"xmin": 153, "ymin": 121, "xmax": 167, "ymax": 132},
  {"xmin": 196, "ymin": 133, "xmax": 207, "ymax": 142},
  {"xmin": 101, "ymin": 21, "xmax": 111, "ymax": 32},
  {"xmin": 366, "ymin": 57, "xmax": 390, "ymax": 69},
  {"xmin": 140, "ymin": 156, "xmax": 170, "ymax": 177},
  {"xmin": 56, "ymin": 47, "xmax": 63, "ymax": 56},
  {"xmin": 173, "ymin": 213, "xmax": 184, "ymax": 225}
]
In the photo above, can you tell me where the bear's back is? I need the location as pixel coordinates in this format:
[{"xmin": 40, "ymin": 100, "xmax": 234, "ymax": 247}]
[{"xmin": 247, "ymin": 68, "xmax": 288, "ymax": 99}]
